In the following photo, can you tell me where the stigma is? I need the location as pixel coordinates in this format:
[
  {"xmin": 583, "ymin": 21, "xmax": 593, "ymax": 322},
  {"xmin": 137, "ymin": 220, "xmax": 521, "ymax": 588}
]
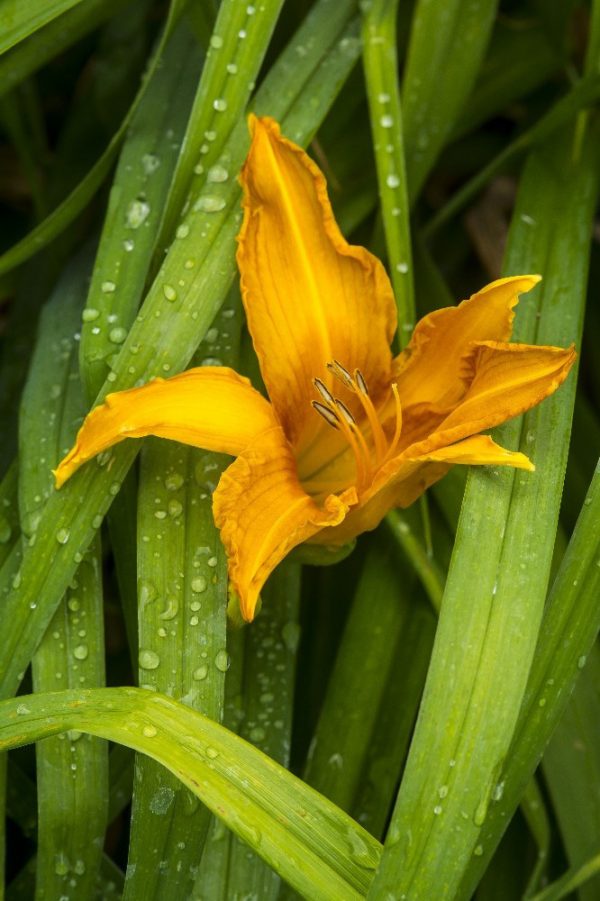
[{"xmin": 311, "ymin": 360, "xmax": 402, "ymax": 491}]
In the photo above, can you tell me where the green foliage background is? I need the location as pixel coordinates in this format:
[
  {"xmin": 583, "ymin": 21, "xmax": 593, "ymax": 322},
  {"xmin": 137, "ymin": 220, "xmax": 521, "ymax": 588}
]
[{"xmin": 0, "ymin": 0, "xmax": 599, "ymax": 898}]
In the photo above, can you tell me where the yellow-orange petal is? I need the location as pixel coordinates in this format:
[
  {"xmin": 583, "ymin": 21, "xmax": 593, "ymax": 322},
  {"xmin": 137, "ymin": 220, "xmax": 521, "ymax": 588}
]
[
  {"xmin": 414, "ymin": 340, "xmax": 576, "ymax": 454},
  {"xmin": 54, "ymin": 367, "xmax": 278, "ymax": 488},
  {"xmin": 237, "ymin": 115, "xmax": 396, "ymax": 455},
  {"xmin": 393, "ymin": 275, "xmax": 541, "ymax": 411},
  {"xmin": 310, "ymin": 434, "xmax": 534, "ymax": 548},
  {"xmin": 213, "ymin": 426, "xmax": 356, "ymax": 621}
]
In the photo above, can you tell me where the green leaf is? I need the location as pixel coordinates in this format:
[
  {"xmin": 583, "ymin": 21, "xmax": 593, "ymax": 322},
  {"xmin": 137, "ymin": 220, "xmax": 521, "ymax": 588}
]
[
  {"xmin": 402, "ymin": 0, "xmax": 498, "ymax": 200},
  {"xmin": 0, "ymin": 687, "xmax": 382, "ymax": 900},
  {"xmin": 0, "ymin": 0, "xmax": 89, "ymax": 55}
]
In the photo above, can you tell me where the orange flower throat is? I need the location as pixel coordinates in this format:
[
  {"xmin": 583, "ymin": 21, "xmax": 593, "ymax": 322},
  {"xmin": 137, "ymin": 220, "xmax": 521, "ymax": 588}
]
[{"xmin": 311, "ymin": 360, "xmax": 402, "ymax": 493}]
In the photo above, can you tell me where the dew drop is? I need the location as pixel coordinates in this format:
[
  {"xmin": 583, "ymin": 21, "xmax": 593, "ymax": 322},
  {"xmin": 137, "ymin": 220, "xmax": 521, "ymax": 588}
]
[
  {"xmin": 163, "ymin": 284, "xmax": 177, "ymax": 302},
  {"xmin": 126, "ymin": 198, "xmax": 151, "ymax": 229},
  {"xmin": 175, "ymin": 223, "xmax": 190, "ymax": 239},
  {"xmin": 165, "ymin": 473, "xmax": 184, "ymax": 491},
  {"xmin": 56, "ymin": 528, "xmax": 70, "ymax": 545},
  {"xmin": 150, "ymin": 786, "xmax": 175, "ymax": 815},
  {"xmin": 168, "ymin": 500, "xmax": 183, "ymax": 517},
  {"xmin": 194, "ymin": 195, "xmax": 226, "ymax": 213},
  {"xmin": 101, "ymin": 281, "xmax": 116, "ymax": 294},
  {"xmin": 109, "ymin": 327, "xmax": 127, "ymax": 344},
  {"xmin": 139, "ymin": 649, "xmax": 161, "ymax": 670},
  {"xmin": 226, "ymin": 63, "xmax": 238, "ymax": 74},
  {"xmin": 210, "ymin": 35, "xmax": 223, "ymax": 49},
  {"xmin": 249, "ymin": 726, "xmax": 265, "ymax": 742},
  {"xmin": 193, "ymin": 664, "xmax": 208, "ymax": 681},
  {"xmin": 380, "ymin": 114, "xmax": 393, "ymax": 128},
  {"xmin": 191, "ymin": 576, "xmax": 207, "ymax": 593},
  {"xmin": 207, "ymin": 165, "xmax": 229, "ymax": 183},
  {"xmin": 73, "ymin": 644, "xmax": 88, "ymax": 661},
  {"xmin": 207, "ymin": 555, "xmax": 218, "ymax": 567},
  {"xmin": 386, "ymin": 173, "xmax": 400, "ymax": 188},
  {"xmin": 205, "ymin": 746, "xmax": 219, "ymax": 759},
  {"xmin": 214, "ymin": 649, "xmax": 230, "ymax": 672},
  {"xmin": 82, "ymin": 308, "xmax": 100, "ymax": 322},
  {"xmin": 143, "ymin": 724, "xmax": 158, "ymax": 737},
  {"xmin": 123, "ymin": 238, "xmax": 135, "ymax": 252},
  {"xmin": 212, "ymin": 98, "xmax": 227, "ymax": 112},
  {"xmin": 141, "ymin": 153, "xmax": 160, "ymax": 175}
]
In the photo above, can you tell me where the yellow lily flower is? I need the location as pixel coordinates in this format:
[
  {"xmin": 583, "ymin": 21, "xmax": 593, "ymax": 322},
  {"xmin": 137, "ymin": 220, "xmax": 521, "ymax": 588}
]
[{"xmin": 55, "ymin": 116, "xmax": 576, "ymax": 622}]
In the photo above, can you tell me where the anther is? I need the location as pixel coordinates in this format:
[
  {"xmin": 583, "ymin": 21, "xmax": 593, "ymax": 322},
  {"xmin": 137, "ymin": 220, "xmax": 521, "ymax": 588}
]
[
  {"xmin": 311, "ymin": 400, "xmax": 340, "ymax": 430},
  {"xmin": 354, "ymin": 369, "xmax": 369, "ymax": 396},
  {"xmin": 327, "ymin": 360, "xmax": 354, "ymax": 390},
  {"xmin": 334, "ymin": 398, "xmax": 356, "ymax": 426},
  {"xmin": 313, "ymin": 377, "xmax": 336, "ymax": 406}
]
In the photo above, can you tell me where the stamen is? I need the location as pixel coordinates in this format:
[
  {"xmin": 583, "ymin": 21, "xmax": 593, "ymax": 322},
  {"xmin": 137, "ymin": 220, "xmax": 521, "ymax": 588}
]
[
  {"xmin": 313, "ymin": 377, "xmax": 336, "ymax": 406},
  {"xmin": 354, "ymin": 369, "xmax": 369, "ymax": 396},
  {"xmin": 334, "ymin": 398, "xmax": 356, "ymax": 426},
  {"xmin": 385, "ymin": 383, "xmax": 403, "ymax": 460},
  {"xmin": 312, "ymin": 400, "xmax": 340, "ymax": 430},
  {"xmin": 327, "ymin": 359, "xmax": 354, "ymax": 390}
]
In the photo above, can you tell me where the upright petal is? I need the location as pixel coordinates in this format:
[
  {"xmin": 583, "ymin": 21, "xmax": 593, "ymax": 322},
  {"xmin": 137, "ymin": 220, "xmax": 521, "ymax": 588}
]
[
  {"xmin": 54, "ymin": 367, "xmax": 278, "ymax": 487},
  {"xmin": 394, "ymin": 275, "xmax": 541, "ymax": 411},
  {"xmin": 213, "ymin": 426, "xmax": 356, "ymax": 621},
  {"xmin": 237, "ymin": 116, "xmax": 396, "ymax": 452}
]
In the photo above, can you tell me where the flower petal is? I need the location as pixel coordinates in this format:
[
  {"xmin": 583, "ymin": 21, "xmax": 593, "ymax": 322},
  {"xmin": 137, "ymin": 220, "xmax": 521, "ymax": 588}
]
[
  {"xmin": 394, "ymin": 275, "xmax": 541, "ymax": 410},
  {"xmin": 213, "ymin": 426, "xmax": 356, "ymax": 622},
  {"xmin": 416, "ymin": 340, "xmax": 576, "ymax": 452},
  {"xmin": 237, "ymin": 116, "xmax": 396, "ymax": 453},
  {"xmin": 310, "ymin": 435, "xmax": 533, "ymax": 547},
  {"xmin": 54, "ymin": 367, "xmax": 278, "ymax": 487}
]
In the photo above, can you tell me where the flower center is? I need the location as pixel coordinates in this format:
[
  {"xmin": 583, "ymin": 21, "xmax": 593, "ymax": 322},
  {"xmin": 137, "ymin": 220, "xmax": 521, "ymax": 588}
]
[{"xmin": 311, "ymin": 360, "xmax": 402, "ymax": 492}]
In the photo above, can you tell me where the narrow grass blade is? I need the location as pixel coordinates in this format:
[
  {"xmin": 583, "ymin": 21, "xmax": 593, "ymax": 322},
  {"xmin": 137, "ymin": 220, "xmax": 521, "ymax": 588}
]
[
  {"xmin": 540, "ymin": 645, "xmax": 600, "ymax": 901},
  {"xmin": 0, "ymin": 0, "xmax": 89, "ymax": 55},
  {"xmin": 0, "ymin": 462, "xmax": 18, "ymax": 567},
  {"xmin": 156, "ymin": 0, "xmax": 285, "ymax": 252},
  {"xmin": 0, "ymin": 0, "xmax": 124, "ymax": 100},
  {"xmin": 226, "ymin": 562, "xmax": 301, "ymax": 899},
  {"xmin": 352, "ymin": 597, "xmax": 435, "ymax": 839},
  {"xmin": 18, "ymin": 249, "xmax": 108, "ymax": 898},
  {"xmin": 361, "ymin": 0, "xmax": 414, "ymax": 338},
  {"xmin": 385, "ymin": 510, "xmax": 444, "ymax": 612},
  {"xmin": 123, "ymin": 299, "xmax": 241, "ymax": 899},
  {"xmin": 0, "ymin": 687, "xmax": 382, "ymax": 901},
  {"xmin": 452, "ymin": 19, "xmax": 566, "ymax": 139},
  {"xmin": 368, "ymin": 121, "xmax": 599, "ymax": 900},
  {"xmin": 457, "ymin": 455, "xmax": 600, "ymax": 897},
  {"xmin": 0, "ymin": 0, "xmax": 185, "ymax": 278},
  {"xmin": 304, "ymin": 543, "xmax": 410, "ymax": 812},
  {"xmin": 521, "ymin": 778, "xmax": 551, "ymax": 898},
  {"xmin": 402, "ymin": 0, "xmax": 498, "ymax": 200},
  {"xmin": 530, "ymin": 854, "xmax": 600, "ymax": 901},
  {"xmin": 79, "ymin": 19, "xmax": 203, "ymax": 402}
]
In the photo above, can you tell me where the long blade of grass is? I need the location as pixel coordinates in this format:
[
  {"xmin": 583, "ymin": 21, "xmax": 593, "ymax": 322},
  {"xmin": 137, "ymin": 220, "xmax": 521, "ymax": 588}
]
[
  {"xmin": 0, "ymin": 687, "xmax": 382, "ymax": 901},
  {"xmin": 123, "ymin": 297, "xmax": 241, "ymax": 899},
  {"xmin": 303, "ymin": 542, "xmax": 410, "ymax": 812},
  {"xmin": 0, "ymin": 0, "xmax": 124, "ymax": 100},
  {"xmin": 361, "ymin": 0, "xmax": 414, "ymax": 338},
  {"xmin": 0, "ymin": 0, "xmax": 89, "ymax": 55},
  {"xmin": 402, "ymin": 0, "xmax": 498, "ymax": 201},
  {"xmin": 541, "ymin": 646, "xmax": 600, "ymax": 901},
  {"xmin": 18, "ymin": 248, "xmax": 108, "ymax": 898},
  {"xmin": 367, "ymin": 118, "xmax": 599, "ymax": 899},
  {"xmin": 225, "ymin": 562, "xmax": 301, "ymax": 899},
  {"xmin": 0, "ymin": 0, "xmax": 185, "ymax": 278}
]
